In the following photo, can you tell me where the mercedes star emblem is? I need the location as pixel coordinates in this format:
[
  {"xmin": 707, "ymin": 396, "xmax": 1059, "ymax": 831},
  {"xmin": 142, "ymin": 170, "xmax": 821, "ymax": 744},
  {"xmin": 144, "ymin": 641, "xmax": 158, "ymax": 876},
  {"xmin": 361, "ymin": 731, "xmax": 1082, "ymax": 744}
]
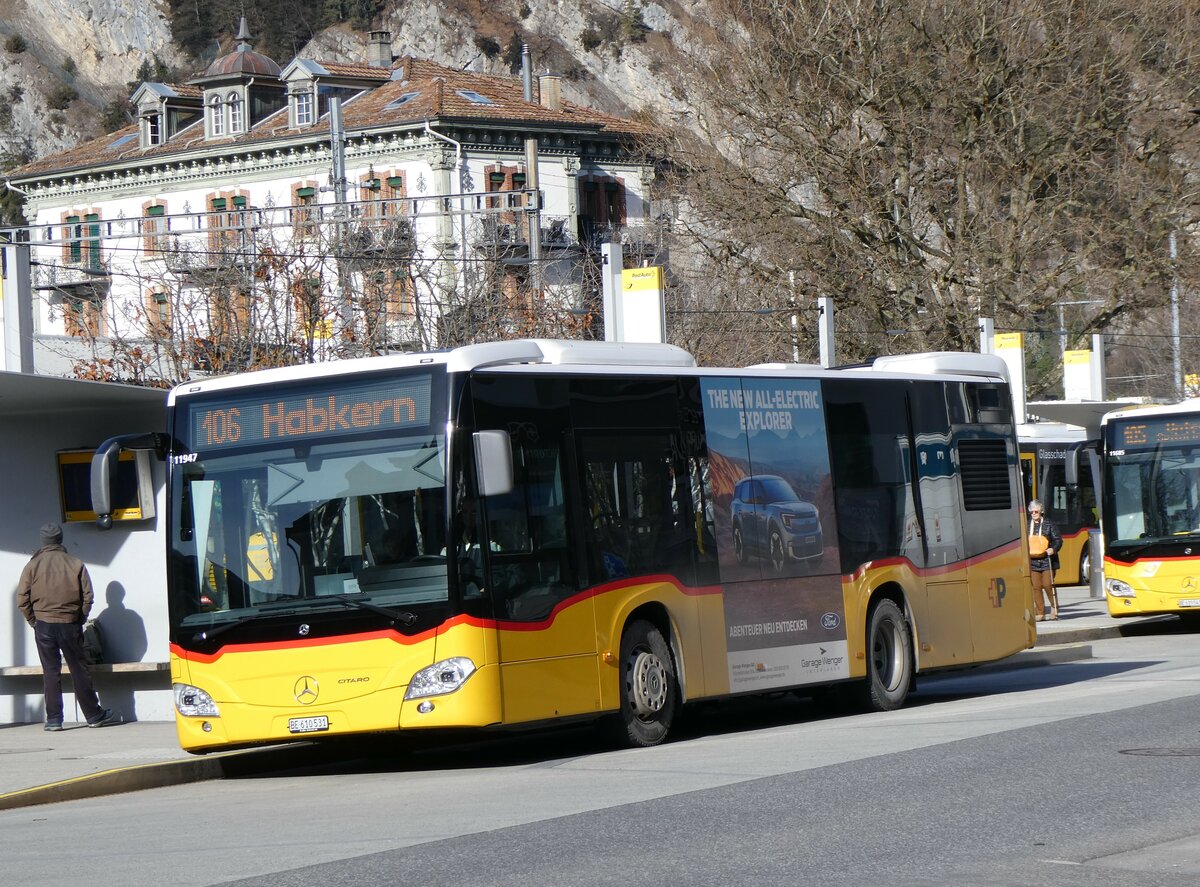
[{"xmin": 294, "ymin": 676, "xmax": 319, "ymax": 704}]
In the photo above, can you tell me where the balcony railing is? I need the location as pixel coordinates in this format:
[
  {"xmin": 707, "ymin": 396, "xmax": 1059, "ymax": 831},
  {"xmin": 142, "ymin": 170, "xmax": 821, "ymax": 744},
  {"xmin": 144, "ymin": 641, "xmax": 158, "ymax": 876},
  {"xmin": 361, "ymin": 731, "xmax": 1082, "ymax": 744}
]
[
  {"xmin": 475, "ymin": 215, "xmax": 578, "ymax": 252},
  {"xmin": 32, "ymin": 257, "xmax": 111, "ymax": 291},
  {"xmin": 338, "ymin": 219, "xmax": 416, "ymax": 262},
  {"xmin": 161, "ymin": 235, "xmax": 255, "ymax": 275}
]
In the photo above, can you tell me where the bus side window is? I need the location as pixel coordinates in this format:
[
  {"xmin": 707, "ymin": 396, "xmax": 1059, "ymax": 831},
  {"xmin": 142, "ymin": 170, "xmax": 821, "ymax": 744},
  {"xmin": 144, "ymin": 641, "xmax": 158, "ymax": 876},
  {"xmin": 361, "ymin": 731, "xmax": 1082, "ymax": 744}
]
[
  {"xmin": 485, "ymin": 437, "xmax": 578, "ymax": 621},
  {"xmin": 580, "ymin": 432, "xmax": 700, "ymax": 584}
]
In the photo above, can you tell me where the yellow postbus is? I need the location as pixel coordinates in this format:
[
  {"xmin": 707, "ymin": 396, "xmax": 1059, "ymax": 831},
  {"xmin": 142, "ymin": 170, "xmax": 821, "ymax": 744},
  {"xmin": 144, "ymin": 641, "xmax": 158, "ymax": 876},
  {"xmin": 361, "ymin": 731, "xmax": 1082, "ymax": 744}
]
[
  {"xmin": 1017, "ymin": 422, "xmax": 1100, "ymax": 586},
  {"xmin": 1103, "ymin": 400, "xmax": 1200, "ymax": 618},
  {"xmin": 93, "ymin": 341, "xmax": 1033, "ymax": 752}
]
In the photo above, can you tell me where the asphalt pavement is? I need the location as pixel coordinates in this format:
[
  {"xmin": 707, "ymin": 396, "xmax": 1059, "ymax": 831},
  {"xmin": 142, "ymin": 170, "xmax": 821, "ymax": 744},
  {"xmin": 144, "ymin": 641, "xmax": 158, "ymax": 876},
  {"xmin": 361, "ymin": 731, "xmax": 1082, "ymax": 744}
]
[{"xmin": 0, "ymin": 584, "xmax": 1172, "ymax": 811}]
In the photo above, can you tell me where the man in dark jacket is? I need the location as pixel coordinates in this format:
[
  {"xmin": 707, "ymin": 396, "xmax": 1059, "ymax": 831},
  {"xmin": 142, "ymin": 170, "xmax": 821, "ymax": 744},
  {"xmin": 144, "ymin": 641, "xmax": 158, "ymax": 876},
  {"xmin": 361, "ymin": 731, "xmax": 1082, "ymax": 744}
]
[{"xmin": 17, "ymin": 522, "xmax": 117, "ymax": 731}]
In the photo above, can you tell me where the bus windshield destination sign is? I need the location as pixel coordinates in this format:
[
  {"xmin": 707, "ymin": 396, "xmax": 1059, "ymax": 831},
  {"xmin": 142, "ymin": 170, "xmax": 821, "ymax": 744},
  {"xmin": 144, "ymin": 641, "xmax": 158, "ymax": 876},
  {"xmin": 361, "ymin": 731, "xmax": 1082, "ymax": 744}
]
[
  {"xmin": 187, "ymin": 375, "xmax": 433, "ymax": 451},
  {"xmin": 1113, "ymin": 415, "xmax": 1200, "ymax": 451}
]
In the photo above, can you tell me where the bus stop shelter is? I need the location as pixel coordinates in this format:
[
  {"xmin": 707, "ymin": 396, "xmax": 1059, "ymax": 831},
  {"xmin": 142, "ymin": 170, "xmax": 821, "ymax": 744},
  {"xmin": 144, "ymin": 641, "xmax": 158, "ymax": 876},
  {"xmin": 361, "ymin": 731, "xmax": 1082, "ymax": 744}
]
[{"xmin": 0, "ymin": 371, "xmax": 169, "ymax": 725}]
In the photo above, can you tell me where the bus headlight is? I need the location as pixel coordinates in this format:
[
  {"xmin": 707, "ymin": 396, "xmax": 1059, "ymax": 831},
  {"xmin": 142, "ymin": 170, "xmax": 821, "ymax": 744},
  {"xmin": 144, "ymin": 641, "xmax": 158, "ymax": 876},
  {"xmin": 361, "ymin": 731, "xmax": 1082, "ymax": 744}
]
[
  {"xmin": 405, "ymin": 657, "xmax": 477, "ymax": 700},
  {"xmin": 1105, "ymin": 579, "xmax": 1136, "ymax": 598},
  {"xmin": 174, "ymin": 683, "xmax": 219, "ymax": 717}
]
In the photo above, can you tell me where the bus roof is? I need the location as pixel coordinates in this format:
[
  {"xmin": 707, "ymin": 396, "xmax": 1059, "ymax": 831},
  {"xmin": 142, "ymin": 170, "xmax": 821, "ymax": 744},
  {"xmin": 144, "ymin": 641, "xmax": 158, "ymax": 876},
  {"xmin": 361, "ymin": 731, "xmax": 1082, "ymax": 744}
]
[
  {"xmin": 1102, "ymin": 399, "xmax": 1200, "ymax": 425},
  {"xmin": 1017, "ymin": 422, "xmax": 1088, "ymax": 444},
  {"xmin": 167, "ymin": 341, "xmax": 1010, "ymax": 403}
]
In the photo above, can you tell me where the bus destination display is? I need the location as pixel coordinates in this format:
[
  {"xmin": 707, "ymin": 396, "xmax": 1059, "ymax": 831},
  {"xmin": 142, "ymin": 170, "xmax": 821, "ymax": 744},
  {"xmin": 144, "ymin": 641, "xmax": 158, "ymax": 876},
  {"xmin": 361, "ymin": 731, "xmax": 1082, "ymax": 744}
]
[
  {"xmin": 187, "ymin": 375, "xmax": 432, "ymax": 451},
  {"xmin": 1112, "ymin": 415, "xmax": 1200, "ymax": 450}
]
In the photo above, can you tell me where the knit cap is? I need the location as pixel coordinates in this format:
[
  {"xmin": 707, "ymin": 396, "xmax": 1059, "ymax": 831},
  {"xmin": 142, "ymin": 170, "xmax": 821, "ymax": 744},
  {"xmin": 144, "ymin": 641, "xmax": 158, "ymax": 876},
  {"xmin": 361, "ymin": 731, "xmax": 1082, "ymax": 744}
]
[{"xmin": 40, "ymin": 522, "xmax": 63, "ymax": 545}]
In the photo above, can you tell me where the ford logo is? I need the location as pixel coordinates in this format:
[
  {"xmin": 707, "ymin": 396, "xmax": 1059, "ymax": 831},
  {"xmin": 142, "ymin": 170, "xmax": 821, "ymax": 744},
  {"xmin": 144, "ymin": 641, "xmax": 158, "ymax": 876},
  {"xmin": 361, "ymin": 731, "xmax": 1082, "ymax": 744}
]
[{"xmin": 820, "ymin": 612, "xmax": 841, "ymax": 630}]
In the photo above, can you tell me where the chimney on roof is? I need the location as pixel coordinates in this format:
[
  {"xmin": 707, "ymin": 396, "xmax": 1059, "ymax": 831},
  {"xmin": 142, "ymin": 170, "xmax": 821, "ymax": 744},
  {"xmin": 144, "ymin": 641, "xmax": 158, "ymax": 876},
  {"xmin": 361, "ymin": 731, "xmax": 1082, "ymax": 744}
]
[
  {"xmin": 368, "ymin": 30, "xmax": 393, "ymax": 68},
  {"xmin": 538, "ymin": 72, "xmax": 562, "ymax": 111}
]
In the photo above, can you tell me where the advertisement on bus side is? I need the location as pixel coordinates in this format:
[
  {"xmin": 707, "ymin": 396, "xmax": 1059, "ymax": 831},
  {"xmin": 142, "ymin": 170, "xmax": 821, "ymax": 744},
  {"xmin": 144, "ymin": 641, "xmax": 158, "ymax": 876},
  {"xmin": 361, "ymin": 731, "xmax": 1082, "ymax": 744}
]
[{"xmin": 701, "ymin": 378, "xmax": 850, "ymax": 692}]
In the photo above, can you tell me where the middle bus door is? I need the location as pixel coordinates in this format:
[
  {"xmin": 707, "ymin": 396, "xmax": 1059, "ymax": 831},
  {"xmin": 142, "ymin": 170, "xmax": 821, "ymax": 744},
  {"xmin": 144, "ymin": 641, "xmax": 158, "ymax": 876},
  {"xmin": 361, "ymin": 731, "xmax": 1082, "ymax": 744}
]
[{"xmin": 909, "ymin": 390, "xmax": 974, "ymax": 667}]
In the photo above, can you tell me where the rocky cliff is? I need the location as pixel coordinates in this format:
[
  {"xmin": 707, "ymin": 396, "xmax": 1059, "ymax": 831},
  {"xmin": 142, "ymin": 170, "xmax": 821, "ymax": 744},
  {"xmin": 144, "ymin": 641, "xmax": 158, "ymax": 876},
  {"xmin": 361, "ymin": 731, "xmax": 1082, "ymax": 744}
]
[{"xmin": 0, "ymin": 0, "xmax": 697, "ymax": 171}]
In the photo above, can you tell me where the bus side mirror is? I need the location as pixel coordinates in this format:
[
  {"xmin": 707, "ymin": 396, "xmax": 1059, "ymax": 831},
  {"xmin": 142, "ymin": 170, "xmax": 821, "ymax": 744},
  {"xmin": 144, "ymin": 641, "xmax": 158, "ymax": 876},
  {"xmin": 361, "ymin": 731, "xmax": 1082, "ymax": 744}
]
[
  {"xmin": 90, "ymin": 432, "xmax": 168, "ymax": 530},
  {"xmin": 473, "ymin": 430, "xmax": 513, "ymax": 497},
  {"xmin": 91, "ymin": 437, "xmax": 124, "ymax": 529},
  {"xmin": 1065, "ymin": 445, "xmax": 1080, "ymax": 487}
]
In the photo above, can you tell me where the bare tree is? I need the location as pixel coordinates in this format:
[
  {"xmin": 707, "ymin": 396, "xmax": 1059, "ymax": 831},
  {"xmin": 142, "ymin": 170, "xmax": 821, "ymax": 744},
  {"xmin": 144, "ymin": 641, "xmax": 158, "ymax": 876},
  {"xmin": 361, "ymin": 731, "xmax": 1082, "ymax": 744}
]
[{"xmin": 646, "ymin": 0, "xmax": 1200, "ymax": 393}]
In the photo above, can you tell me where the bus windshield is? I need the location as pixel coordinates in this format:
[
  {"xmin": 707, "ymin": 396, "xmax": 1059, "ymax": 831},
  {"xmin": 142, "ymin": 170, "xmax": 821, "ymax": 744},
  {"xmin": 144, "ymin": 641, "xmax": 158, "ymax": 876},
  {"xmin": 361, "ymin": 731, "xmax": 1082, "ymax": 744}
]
[
  {"xmin": 168, "ymin": 371, "xmax": 450, "ymax": 639},
  {"xmin": 1106, "ymin": 444, "xmax": 1200, "ymax": 546}
]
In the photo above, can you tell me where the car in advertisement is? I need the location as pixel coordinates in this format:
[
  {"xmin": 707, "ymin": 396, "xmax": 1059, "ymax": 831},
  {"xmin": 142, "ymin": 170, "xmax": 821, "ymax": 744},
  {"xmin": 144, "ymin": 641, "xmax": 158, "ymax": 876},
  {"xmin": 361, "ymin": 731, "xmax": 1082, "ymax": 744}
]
[{"xmin": 730, "ymin": 474, "xmax": 823, "ymax": 573}]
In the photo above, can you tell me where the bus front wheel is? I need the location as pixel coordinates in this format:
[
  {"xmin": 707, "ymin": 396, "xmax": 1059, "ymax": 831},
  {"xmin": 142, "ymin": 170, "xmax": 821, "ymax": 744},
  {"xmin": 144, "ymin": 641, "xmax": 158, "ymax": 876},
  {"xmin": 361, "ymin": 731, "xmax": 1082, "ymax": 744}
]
[
  {"xmin": 862, "ymin": 598, "xmax": 913, "ymax": 711},
  {"xmin": 609, "ymin": 619, "xmax": 677, "ymax": 748}
]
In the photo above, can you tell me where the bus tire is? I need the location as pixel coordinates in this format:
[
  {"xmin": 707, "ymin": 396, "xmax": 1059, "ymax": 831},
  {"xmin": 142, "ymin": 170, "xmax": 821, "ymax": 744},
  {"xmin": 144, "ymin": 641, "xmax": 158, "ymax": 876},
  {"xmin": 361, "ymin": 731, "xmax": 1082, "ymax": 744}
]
[
  {"xmin": 862, "ymin": 598, "xmax": 913, "ymax": 711},
  {"xmin": 1079, "ymin": 549, "xmax": 1090, "ymax": 586},
  {"xmin": 608, "ymin": 619, "xmax": 677, "ymax": 748}
]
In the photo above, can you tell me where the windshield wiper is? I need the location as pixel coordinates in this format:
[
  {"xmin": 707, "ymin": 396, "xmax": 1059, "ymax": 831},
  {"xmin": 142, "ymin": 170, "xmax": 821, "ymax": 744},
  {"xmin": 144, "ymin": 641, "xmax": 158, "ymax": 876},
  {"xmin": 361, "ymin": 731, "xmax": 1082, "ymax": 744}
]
[
  {"xmin": 331, "ymin": 594, "xmax": 418, "ymax": 626},
  {"xmin": 1111, "ymin": 534, "xmax": 1200, "ymax": 560},
  {"xmin": 192, "ymin": 607, "xmax": 299, "ymax": 642}
]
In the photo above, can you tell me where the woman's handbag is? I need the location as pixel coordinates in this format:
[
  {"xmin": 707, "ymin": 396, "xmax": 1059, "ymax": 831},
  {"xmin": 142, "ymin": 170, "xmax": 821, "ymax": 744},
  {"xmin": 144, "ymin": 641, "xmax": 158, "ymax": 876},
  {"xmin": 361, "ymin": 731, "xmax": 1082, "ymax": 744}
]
[{"xmin": 1028, "ymin": 533, "xmax": 1049, "ymax": 557}]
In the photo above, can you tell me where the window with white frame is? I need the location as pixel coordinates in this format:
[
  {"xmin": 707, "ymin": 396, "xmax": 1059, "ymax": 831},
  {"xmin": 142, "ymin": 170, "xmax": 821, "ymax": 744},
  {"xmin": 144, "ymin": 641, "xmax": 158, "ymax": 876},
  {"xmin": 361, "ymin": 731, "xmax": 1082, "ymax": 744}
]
[
  {"xmin": 294, "ymin": 89, "xmax": 313, "ymax": 126},
  {"xmin": 209, "ymin": 94, "xmax": 225, "ymax": 136},
  {"xmin": 227, "ymin": 92, "xmax": 243, "ymax": 133},
  {"xmin": 143, "ymin": 112, "xmax": 162, "ymax": 146}
]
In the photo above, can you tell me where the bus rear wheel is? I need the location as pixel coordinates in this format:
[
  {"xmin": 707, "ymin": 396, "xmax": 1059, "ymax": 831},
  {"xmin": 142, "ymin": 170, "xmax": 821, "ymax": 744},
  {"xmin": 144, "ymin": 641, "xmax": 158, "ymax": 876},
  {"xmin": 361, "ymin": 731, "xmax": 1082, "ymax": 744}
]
[
  {"xmin": 608, "ymin": 619, "xmax": 677, "ymax": 748},
  {"xmin": 862, "ymin": 598, "xmax": 913, "ymax": 711}
]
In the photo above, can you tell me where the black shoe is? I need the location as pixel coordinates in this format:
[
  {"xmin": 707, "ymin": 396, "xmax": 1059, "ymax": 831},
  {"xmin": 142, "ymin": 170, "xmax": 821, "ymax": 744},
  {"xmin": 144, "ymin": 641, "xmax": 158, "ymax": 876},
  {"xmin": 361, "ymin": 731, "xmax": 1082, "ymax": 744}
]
[
  {"xmin": 87, "ymin": 709, "xmax": 119, "ymax": 728},
  {"xmin": 44, "ymin": 721, "xmax": 63, "ymax": 732}
]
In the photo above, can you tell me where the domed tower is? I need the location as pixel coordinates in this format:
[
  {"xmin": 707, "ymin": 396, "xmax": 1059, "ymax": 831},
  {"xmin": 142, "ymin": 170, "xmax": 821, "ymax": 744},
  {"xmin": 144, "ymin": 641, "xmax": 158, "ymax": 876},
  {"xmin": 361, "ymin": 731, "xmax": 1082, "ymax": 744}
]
[{"xmin": 191, "ymin": 17, "xmax": 286, "ymax": 139}]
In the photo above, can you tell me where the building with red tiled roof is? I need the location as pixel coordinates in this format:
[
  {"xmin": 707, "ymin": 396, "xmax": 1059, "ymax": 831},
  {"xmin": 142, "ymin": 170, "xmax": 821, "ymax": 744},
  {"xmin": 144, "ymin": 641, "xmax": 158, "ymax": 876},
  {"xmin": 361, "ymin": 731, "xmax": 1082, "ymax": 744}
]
[{"xmin": 6, "ymin": 23, "xmax": 661, "ymax": 378}]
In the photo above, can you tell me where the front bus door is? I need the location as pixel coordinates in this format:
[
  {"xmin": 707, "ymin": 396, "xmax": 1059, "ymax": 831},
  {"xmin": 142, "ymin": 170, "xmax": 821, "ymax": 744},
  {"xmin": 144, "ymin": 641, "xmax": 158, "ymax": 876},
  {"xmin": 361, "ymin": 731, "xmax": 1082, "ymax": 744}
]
[{"xmin": 469, "ymin": 375, "xmax": 599, "ymax": 724}]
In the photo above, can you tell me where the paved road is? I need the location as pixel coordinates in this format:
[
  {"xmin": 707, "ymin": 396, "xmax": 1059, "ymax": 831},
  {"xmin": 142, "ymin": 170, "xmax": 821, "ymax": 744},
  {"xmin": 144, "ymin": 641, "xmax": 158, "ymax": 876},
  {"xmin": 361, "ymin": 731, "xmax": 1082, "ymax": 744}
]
[{"xmin": 4, "ymin": 617, "xmax": 1199, "ymax": 887}]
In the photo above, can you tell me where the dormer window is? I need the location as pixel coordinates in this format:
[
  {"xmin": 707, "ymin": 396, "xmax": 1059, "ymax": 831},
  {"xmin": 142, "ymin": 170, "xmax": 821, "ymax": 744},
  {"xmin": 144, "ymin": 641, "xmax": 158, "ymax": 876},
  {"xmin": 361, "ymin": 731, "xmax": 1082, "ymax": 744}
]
[
  {"xmin": 209, "ymin": 94, "xmax": 225, "ymax": 136},
  {"xmin": 228, "ymin": 92, "xmax": 243, "ymax": 133},
  {"xmin": 144, "ymin": 113, "xmax": 161, "ymax": 146},
  {"xmin": 295, "ymin": 89, "xmax": 313, "ymax": 126}
]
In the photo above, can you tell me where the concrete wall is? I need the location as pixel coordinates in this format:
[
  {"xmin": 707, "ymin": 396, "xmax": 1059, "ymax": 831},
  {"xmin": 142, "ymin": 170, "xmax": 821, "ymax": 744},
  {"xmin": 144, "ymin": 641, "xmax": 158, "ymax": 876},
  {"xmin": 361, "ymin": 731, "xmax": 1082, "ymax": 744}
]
[{"xmin": 1, "ymin": 399, "xmax": 171, "ymax": 724}]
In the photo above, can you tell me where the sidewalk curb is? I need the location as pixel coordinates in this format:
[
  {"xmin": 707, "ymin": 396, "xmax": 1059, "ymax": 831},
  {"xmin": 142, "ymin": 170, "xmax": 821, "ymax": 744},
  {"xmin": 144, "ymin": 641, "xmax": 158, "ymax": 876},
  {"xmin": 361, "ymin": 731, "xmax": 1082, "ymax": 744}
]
[
  {"xmin": 0, "ymin": 742, "xmax": 325, "ymax": 812},
  {"xmin": 1036, "ymin": 614, "xmax": 1178, "ymax": 647}
]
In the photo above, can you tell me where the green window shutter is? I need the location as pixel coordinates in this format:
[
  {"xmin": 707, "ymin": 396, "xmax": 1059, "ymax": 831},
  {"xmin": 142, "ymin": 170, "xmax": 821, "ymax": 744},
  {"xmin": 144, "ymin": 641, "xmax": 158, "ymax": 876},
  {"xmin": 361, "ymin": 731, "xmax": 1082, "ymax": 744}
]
[
  {"xmin": 147, "ymin": 204, "xmax": 166, "ymax": 217},
  {"xmin": 296, "ymin": 187, "xmax": 316, "ymax": 198}
]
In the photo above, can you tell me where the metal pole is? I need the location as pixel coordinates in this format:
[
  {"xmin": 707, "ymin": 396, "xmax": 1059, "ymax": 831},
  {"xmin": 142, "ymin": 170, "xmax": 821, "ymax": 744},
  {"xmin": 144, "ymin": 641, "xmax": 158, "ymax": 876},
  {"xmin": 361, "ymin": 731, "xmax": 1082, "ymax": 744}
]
[
  {"xmin": 1058, "ymin": 301, "xmax": 1067, "ymax": 360},
  {"xmin": 0, "ymin": 239, "xmax": 34, "ymax": 372},
  {"xmin": 978, "ymin": 316, "xmax": 994, "ymax": 354},
  {"xmin": 602, "ymin": 241, "xmax": 622, "ymax": 341},
  {"xmin": 788, "ymin": 270, "xmax": 800, "ymax": 362},
  {"xmin": 1171, "ymin": 231, "xmax": 1182, "ymax": 400},
  {"xmin": 817, "ymin": 296, "xmax": 835, "ymax": 367},
  {"xmin": 521, "ymin": 45, "xmax": 542, "ymax": 302},
  {"xmin": 329, "ymin": 99, "xmax": 348, "ymax": 208},
  {"xmin": 1091, "ymin": 333, "xmax": 1107, "ymax": 400},
  {"xmin": 329, "ymin": 99, "xmax": 352, "ymax": 346}
]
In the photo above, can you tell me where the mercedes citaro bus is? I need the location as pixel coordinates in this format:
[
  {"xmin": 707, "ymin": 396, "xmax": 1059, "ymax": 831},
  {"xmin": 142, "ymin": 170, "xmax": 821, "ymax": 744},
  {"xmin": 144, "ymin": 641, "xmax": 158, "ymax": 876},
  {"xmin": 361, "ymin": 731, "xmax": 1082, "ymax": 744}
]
[
  {"xmin": 92, "ymin": 340, "xmax": 1034, "ymax": 752},
  {"xmin": 1102, "ymin": 399, "xmax": 1200, "ymax": 619}
]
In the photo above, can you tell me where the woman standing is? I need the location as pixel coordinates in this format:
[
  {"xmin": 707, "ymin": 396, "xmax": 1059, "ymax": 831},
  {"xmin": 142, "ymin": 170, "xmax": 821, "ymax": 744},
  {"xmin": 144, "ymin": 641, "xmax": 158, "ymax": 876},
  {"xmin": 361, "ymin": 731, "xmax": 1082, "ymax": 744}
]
[{"xmin": 1028, "ymin": 499, "xmax": 1063, "ymax": 621}]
